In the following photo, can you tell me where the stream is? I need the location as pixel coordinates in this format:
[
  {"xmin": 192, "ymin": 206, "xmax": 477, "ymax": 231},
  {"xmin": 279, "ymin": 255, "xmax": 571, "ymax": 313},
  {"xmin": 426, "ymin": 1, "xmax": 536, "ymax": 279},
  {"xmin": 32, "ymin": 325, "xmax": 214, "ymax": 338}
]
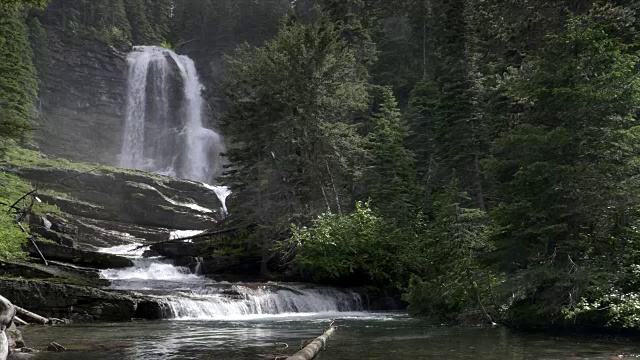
[
  {"xmin": 20, "ymin": 314, "xmax": 640, "ymax": 359},
  {"xmin": 15, "ymin": 244, "xmax": 640, "ymax": 359}
]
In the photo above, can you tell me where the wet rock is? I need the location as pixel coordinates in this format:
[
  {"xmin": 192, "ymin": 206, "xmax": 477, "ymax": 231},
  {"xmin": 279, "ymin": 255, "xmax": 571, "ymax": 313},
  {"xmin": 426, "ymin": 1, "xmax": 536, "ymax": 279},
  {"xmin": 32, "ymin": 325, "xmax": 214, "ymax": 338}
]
[
  {"xmin": 0, "ymin": 258, "xmax": 109, "ymax": 287},
  {"xmin": 134, "ymin": 301, "xmax": 173, "ymax": 320},
  {"xmin": 141, "ymin": 249, "xmax": 160, "ymax": 258},
  {"xmin": 0, "ymin": 296, "xmax": 15, "ymax": 331},
  {"xmin": 46, "ymin": 343, "xmax": 65, "ymax": 352},
  {"xmin": 7, "ymin": 323, "xmax": 24, "ymax": 351},
  {"xmin": 27, "ymin": 240, "xmax": 133, "ymax": 269},
  {"xmin": 151, "ymin": 242, "xmax": 199, "ymax": 258},
  {"xmin": 0, "ymin": 279, "xmax": 136, "ymax": 322},
  {"xmin": 199, "ymin": 255, "xmax": 262, "ymax": 278},
  {"xmin": 13, "ymin": 167, "xmax": 223, "ymax": 231},
  {"xmin": 27, "ymin": 216, "xmax": 75, "ymax": 248},
  {"xmin": 35, "ymin": 29, "xmax": 127, "ymax": 166}
]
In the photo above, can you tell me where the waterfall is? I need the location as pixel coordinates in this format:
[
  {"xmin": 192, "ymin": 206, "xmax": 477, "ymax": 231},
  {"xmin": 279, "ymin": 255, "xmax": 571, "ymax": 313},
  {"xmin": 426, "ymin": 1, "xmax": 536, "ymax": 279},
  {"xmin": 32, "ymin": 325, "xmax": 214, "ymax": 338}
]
[
  {"xmin": 99, "ymin": 244, "xmax": 363, "ymax": 320},
  {"xmin": 120, "ymin": 46, "xmax": 225, "ymax": 184}
]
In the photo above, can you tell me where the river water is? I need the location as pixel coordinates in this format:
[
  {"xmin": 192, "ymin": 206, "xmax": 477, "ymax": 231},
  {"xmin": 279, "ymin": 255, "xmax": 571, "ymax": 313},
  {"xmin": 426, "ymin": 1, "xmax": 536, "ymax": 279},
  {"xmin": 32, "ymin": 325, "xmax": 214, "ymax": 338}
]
[
  {"xmin": 20, "ymin": 313, "xmax": 639, "ymax": 359},
  {"xmin": 17, "ymin": 243, "xmax": 640, "ymax": 359}
]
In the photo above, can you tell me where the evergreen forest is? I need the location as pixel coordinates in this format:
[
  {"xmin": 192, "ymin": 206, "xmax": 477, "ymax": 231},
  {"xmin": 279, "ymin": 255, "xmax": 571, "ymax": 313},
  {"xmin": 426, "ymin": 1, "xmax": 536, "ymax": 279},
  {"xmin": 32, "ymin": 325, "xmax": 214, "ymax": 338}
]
[{"xmin": 3, "ymin": 0, "xmax": 640, "ymax": 332}]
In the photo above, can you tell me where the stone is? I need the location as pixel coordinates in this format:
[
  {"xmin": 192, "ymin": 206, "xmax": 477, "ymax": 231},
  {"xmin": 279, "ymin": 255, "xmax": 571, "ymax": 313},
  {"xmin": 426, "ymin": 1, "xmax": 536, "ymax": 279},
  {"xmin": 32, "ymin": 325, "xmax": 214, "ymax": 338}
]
[
  {"xmin": 35, "ymin": 29, "xmax": 127, "ymax": 166},
  {"xmin": 12, "ymin": 167, "xmax": 224, "ymax": 232},
  {"xmin": 0, "ymin": 279, "xmax": 169, "ymax": 322},
  {"xmin": 46, "ymin": 343, "xmax": 65, "ymax": 352},
  {"xmin": 27, "ymin": 240, "xmax": 134, "ymax": 269}
]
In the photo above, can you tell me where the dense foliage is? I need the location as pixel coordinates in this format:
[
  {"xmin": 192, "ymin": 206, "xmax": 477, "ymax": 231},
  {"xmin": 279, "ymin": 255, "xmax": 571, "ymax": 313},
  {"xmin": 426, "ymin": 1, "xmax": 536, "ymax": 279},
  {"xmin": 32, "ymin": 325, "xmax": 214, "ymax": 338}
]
[
  {"xmin": 3, "ymin": 0, "xmax": 640, "ymax": 329},
  {"xmin": 0, "ymin": 1, "xmax": 46, "ymax": 148},
  {"xmin": 221, "ymin": 0, "xmax": 640, "ymax": 329}
]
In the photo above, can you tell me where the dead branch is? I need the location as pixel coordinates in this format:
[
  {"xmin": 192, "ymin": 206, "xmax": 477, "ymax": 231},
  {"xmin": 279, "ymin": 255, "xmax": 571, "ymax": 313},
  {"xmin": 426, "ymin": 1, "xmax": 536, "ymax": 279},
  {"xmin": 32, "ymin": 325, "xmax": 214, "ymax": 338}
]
[
  {"xmin": 132, "ymin": 224, "xmax": 256, "ymax": 251},
  {"xmin": 14, "ymin": 306, "xmax": 49, "ymax": 325},
  {"xmin": 6, "ymin": 189, "xmax": 37, "ymax": 214},
  {"xmin": 17, "ymin": 222, "xmax": 48, "ymax": 266},
  {"xmin": 286, "ymin": 325, "xmax": 336, "ymax": 360},
  {"xmin": 12, "ymin": 316, "xmax": 28, "ymax": 326}
]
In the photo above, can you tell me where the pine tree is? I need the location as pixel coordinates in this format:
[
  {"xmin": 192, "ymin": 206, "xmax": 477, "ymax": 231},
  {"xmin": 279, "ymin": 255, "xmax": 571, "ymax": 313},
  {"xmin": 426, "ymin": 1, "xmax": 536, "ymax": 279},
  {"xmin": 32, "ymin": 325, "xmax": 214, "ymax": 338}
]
[
  {"xmin": 0, "ymin": 5, "xmax": 40, "ymax": 146},
  {"xmin": 221, "ymin": 18, "xmax": 369, "ymax": 274},
  {"xmin": 362, "ymin": 86, "xmax": 422, "ymax": 224},
  {"xmin": 486, "ymin": 10, "xmax": 640, "ymax": 310}
]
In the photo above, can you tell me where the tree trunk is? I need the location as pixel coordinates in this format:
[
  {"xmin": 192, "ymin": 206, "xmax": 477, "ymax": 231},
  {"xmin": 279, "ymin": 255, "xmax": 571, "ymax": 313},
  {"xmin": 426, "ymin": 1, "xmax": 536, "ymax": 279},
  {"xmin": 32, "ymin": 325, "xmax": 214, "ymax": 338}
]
[
  {"xmin": 474, "ymin": 153, "xmax": 486, "ymax": 212},
  {"xmin": 465, "ymin": 267, "xmax": 494, "ymax": 324},
  {"xmin": 286, "ymin": 326, "xmax": 336, "ymax": 360}
]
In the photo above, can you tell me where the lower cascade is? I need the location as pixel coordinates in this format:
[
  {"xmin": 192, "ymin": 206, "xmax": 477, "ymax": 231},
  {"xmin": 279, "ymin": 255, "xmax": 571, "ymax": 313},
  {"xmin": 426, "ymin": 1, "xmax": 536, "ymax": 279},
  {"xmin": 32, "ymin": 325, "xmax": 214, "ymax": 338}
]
[{"xmin": 99, "ymin": 245, "xmax": 362, "ymax": 320}]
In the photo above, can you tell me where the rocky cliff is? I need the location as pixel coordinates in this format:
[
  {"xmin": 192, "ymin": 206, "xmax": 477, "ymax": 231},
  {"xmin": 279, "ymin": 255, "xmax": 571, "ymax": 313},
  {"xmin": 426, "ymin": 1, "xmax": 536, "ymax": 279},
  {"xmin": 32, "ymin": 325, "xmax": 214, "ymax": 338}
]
[{"xmin": 35, "ymin": 28, "xmax": 127, "ymax": 166}]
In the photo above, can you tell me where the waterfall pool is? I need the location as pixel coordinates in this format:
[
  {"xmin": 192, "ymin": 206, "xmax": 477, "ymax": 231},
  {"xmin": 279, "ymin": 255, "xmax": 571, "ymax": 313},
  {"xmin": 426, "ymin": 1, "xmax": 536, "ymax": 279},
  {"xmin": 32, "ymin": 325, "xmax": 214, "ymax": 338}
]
[{"xmin": 20, "ymin": 313, "xmax": 639, "ymax": 359}]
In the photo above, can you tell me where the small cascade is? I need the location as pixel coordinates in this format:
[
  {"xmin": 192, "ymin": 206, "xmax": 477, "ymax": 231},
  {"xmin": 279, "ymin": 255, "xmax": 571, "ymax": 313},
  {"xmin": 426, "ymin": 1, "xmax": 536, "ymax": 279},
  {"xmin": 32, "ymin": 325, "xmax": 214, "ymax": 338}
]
[
  {"xmin": 120, "ymin": 46, "xmax": 225, "ymax": 185},
  {"xmin": 203, "ymin": 184, "xmax": 231, "ymax": 215},
  {"xmin": 98, "ymin": 244, "xmax": 362, "ymax": 320},
  {"xmin": 164, "ymin": 285, "xmax": 362, "ymax": 320}
]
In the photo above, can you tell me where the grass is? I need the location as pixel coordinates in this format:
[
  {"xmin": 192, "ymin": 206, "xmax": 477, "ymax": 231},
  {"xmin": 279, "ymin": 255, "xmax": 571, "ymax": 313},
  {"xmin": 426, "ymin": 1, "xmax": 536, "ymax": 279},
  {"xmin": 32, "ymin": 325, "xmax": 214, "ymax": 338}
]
[
  {"xmin": 1, "ymin": 142, "xmax": 167, "ymax": 181},
  {"xmin": 0, "ymin": 170, "xmax": 62, "ymax": 261},
  {"xmin": 0, "ymin": 172, "xmax": 33, "ymax": 260}
]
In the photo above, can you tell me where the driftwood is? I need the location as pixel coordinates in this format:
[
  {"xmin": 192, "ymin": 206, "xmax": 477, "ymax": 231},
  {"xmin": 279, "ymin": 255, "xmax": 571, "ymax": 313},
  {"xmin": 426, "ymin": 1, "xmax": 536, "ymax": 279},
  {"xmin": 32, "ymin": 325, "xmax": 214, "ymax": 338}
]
[
  {"xmin": 17, "ymin": 222, "xmax": 48, "ymax": 266},
  {"xmin": 286, "ymin": 325, "xmax": 336, "ymax": 360},
  {"xmin": 12, "ymin": 317, "xmax": 28, "ymax": 326},
  {"xmin": 14, "ymin": 306, "xmax": 48, "ymax": 325}
]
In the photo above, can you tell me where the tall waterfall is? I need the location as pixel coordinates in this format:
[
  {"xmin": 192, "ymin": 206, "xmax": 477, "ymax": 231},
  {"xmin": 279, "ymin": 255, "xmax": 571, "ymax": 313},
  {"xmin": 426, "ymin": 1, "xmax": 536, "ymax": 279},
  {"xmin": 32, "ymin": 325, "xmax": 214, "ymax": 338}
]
[{"xmin": 120, "ymin": 46, "xmax": 224, "ymax": 184}]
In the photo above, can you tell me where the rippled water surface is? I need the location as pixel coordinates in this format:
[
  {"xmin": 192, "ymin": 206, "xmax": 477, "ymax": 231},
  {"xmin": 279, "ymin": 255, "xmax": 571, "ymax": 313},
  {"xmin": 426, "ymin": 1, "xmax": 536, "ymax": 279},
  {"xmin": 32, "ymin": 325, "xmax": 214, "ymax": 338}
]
[{"xmin": 22, "ymin": 312, "xmax": 639, "ymax": 360}]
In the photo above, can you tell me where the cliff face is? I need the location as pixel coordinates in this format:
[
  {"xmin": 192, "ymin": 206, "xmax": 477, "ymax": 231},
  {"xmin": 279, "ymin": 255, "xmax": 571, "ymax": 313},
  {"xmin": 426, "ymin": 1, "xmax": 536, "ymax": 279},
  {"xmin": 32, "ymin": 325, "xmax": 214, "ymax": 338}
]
[{"xmin": 35, "ymin": 28, "xmax": 127, "ymax": 166}]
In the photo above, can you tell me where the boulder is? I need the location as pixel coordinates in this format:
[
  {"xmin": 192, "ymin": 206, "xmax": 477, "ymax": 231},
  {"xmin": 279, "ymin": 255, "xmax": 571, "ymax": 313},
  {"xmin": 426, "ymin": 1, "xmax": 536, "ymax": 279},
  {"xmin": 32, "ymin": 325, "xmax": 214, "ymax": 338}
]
[
  {"xmin": 13, "ymin": 167, "xmax": 224, "ymax": 230},
  {"xmin": 199, "ymin": 255, "xmax": 262, "ymax": 279},
  {"xmin": 0, "ymin": 260, "xmax": 109, "ymax": 287},
  {"xmin": 0, "ymin": 279, "xmax": 135, "ymax": 322}
]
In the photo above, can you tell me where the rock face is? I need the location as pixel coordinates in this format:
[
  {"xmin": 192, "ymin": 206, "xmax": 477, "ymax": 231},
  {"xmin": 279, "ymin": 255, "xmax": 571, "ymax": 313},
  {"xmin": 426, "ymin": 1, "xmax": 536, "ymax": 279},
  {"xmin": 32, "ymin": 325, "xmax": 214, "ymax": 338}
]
[
  {"xmin": 14, "ymin": 167, "xmax": 223, "ymax": 232},
  {"xmin": 0, "ymin": 279, "xmax": 160, "ymax": 322},
  {"xmin": 27, "ymin": 240, "xmax": 134, "ymax": 269},
  {"xmin": 35, "ymin": 29, "xmax": 127, "ymax": 166}
]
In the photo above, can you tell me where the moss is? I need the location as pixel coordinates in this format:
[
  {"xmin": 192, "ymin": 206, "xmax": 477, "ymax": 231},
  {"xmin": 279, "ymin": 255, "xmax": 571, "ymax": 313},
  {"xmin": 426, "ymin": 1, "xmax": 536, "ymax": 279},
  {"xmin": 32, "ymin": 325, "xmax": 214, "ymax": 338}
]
[{"xmin": 1, "ymin": 143, "xmax": 168, "ymax": 181}]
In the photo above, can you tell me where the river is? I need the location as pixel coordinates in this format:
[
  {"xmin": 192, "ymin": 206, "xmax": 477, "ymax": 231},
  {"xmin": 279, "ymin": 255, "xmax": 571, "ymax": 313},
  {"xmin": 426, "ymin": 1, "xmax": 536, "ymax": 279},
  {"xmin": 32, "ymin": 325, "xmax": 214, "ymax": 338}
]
[
  {"xmin": 17, "ymin": 243, "xmax": 639, "ymax": 359},
  {"xmin": 20, "ymin": 312, "xmax": 639, "ymax": 359}
]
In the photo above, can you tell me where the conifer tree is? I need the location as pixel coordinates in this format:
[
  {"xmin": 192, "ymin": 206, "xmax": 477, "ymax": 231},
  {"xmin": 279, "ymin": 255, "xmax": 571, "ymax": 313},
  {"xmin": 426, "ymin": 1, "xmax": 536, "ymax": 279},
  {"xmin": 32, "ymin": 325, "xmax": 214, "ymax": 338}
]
[
  {"xmin": 0, "ymin": 4, "xmax": 41, "ymax": 146},
  {"xmin": 362, "ymin": 86, "xmax": 422, "ymax": 224},
  {"xmin": 221, "ymin": 18, "xmax": 369, "ymax": 273},
  {"xmin": 487, "ymin": 10, "xmax": 640, "ymax": 308}
]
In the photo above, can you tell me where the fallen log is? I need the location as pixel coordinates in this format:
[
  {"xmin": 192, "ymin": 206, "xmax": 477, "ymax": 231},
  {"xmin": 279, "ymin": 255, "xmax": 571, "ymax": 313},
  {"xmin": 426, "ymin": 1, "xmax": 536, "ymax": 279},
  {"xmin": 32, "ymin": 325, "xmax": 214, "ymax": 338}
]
[
  {"xmin": 132, "ymin": 224, "xmax": 256, "ymax": 251},
  {"xmin": 12, "ymin": 317, "xmax": 28, "ymax": 326},
  {"xmin": 286, "ymin": 326, "xmax": 335, "ymax": 360},
  {"xmin": 14, "ymin": 306, "xmax": 48, "ymax": 325}
]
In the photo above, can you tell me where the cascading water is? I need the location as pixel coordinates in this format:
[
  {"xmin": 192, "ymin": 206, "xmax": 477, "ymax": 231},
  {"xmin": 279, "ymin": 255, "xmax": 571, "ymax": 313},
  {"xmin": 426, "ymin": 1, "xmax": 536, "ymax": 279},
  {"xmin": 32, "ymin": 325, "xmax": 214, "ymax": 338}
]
[
  {"xmin": 111, "ymin": 47, "xmax": 359, "ymax": 322},
  {"xmin": 120, "ymin": 46, "xmax": 225, "ymax": 185},
  {"xmin": 99, "ymin": 244, "xmax": 363, "ymax": 320}
]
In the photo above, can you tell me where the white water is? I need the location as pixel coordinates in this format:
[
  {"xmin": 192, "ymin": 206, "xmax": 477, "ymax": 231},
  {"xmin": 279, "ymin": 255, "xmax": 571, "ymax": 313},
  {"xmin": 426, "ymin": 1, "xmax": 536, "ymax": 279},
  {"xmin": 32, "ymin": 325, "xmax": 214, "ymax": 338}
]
[
  {"xmin": 102, "ymin": 259, "xmax": 200, "ymax": 282},
  {"xmin": 119, "ymin": 46, "xmax": 225, "ymax": 186},
  {"xmin": 169, "ymin": 230, "xmax": 204, "ymax": 240},
  {"xmin": 203, "ymin": 184, "xmax": 231, "ymax": 215},
  {"xmin": 165, "ymin": 284, "xmax": 363, "ymax": 321},
  {"xmin": 99, "ymin": 244, "xmax": 363, "ymax": 320}
]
